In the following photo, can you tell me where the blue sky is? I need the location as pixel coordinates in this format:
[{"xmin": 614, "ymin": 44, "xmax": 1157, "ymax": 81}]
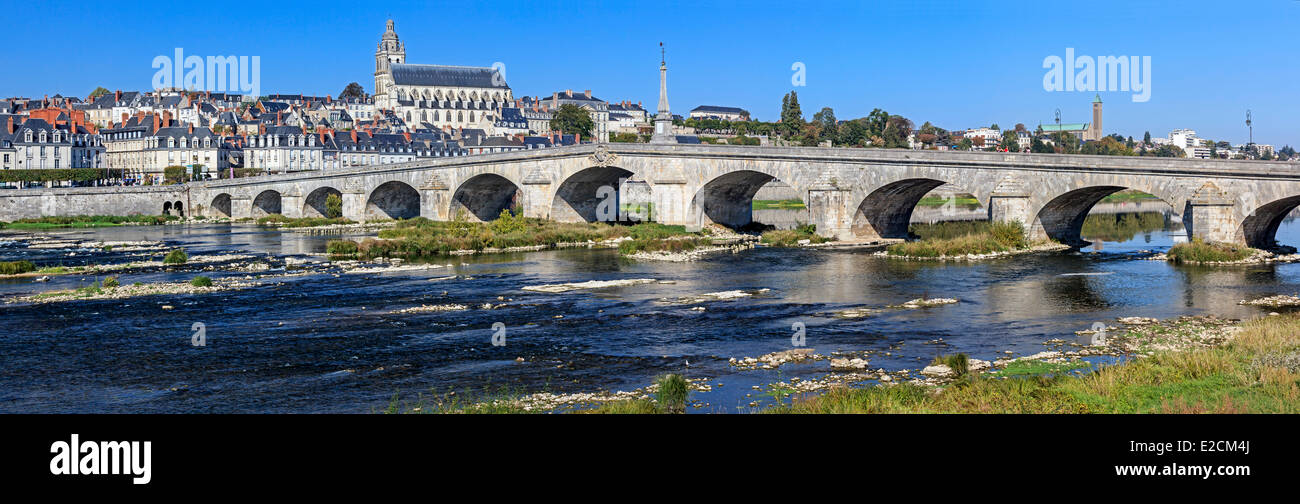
[{"xmin": 2, "ymin": 0, "xmax": 1295, "ymax": 146}]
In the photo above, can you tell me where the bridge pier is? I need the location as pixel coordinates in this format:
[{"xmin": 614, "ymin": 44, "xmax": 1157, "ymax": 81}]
[
  {"xmin": 230, "ymin": 195, "xmax": 252, "ymax": 220},
  {"xmin": 1187, "ymin": 182, "xmax": 1243, "ymax": 244},
  {"xmin": 651, "ymin": 180, "xmax": 690, "ymax": 229},
  {"xmin": 342, "ymin": 189, "xmax": 366, "ymax": 222},
  {"xmin": 807, "ymin": 189, "xmax": 854, "ymax": 240},
  {"xmin": 520, "ymin": 181, "xmax": 551, "ymax": 219},
  {"xmin": 281, "ymin": 193, "xmax": 304, "ymax": 219},
  {"xmin": 420, "ymin": 189, "xmax": 446, "ymax": 220},
  {"xmin": 988, "ymin": 176, "xmax": 1033, "ymax": 236}
]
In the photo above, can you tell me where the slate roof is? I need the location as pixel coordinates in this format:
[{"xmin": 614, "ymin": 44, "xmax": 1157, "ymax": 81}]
[{"xmin": 391, "ymin": 64, "xmax": 508, "ymax": 89}]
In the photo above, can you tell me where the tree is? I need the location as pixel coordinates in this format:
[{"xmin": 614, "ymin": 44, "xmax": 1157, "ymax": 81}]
[
  {"xmin": 1143, "ymin": 131, "xmax": 1152, "ymax": 145},
  {"xmin": 325, "ymin": 193, "xmax": 343, "ymax": 218},
  {"xmin": 882, "ymin": 115, "xmax": 912, "ymax": 148},
  {"xmin": 340, "ymin": 82, "xmax": 366, "ymax": 100},
  {"xmin": 999, "ymin": 130, "xmax": 1019, "ymax": 151},
  {"xmin": 1030, "ymin": 137, "xmax": 1054, "ymax": 153},
  {"xmin": 989, "ymin": 123, "xmax": 1000, "ymax": 130},
  {"xmin": 780, "ymin": 91, "xmax": 805, "ymax": 138},
  {"xmin": 956, "ymin": 137, "xmax": 973, "ymax": 150},
  {"xmin": 865, "ymin": 108, "xmax": 889, "ymax": 138},
  {"xmin": 550, "ymin": 104, "xmax": 594, "ymax": 137},
  {"xmin": 811, "ymin": 107, "xmax": 837, "ymax": 144},
  {"xmin": 89, "ymin": 87, "xmax": 110, "ymax": 100},
  {"xmin": 838, "ymin": 120, "xmax": 867, "ymax": 147}
]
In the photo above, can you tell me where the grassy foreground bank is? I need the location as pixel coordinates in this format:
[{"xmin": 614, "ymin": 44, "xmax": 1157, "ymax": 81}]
[
  {"xmin": 770, "ymin": 314, "xmax": 1300, "ymax": 413},
  {"xmin": 328, "ymin": 211, "xmax": 702, "ymax": 259}
]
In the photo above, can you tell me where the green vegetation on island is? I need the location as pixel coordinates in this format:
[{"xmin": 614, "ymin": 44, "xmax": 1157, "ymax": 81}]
[
  {"xmin": 886, "ymin": 220, "xmax": 1034, "ymax": 257},
  {"xmin": 256, "ymin": 214, "xmax": 355, "ymax": 228},
  {"xmin": 759, "ymin": 224, "xmax": 832, "ymax": 246},
  {"xmin": 1167, "ymin": 238, "xmax": 1258, "ymax": 264},
  {"xmin": 327, "ymin": 211, "xmax": 702, "ymax": 259},
  {"xmin": 163, "ymin": 248, "xmax": 189, "ymax": 264}
]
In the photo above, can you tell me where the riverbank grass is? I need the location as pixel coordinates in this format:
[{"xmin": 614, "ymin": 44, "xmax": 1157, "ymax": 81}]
[
  {"xmin": 886, "ymin": 220, "xmax": 1031, "ymax": 257},
  {"xmin": 256, "ymin": 214, "xmax": 355, "ymax": 228},
  {"xmin": 1167, "ymin": 238, "xmax": 1257, "ymax": 264},
  {"xmin": 752, "ymin": 199, "xmax": 806, "ymax": 210},
  {"xmin": 0, "ymin": 214, "xmax": 177, "ymax": 229},
  {"xmin": 770, "ymin": 314, "xmax": 1300, "ymax": 413}
]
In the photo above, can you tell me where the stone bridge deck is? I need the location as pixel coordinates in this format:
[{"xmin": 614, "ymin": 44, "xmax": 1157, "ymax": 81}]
[{"xmin": 6, "ymin": 143, "xmax": 1300, "ymax": 248}]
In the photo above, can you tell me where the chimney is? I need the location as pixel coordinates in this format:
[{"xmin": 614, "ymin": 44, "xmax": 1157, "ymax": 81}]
[
  {"xmin": 115, "ymin": 90, "xmax": 121, "ymax": 101},
  {"xmin": 152, "ymin": 114, "xmax": 159, "ymax": 133},
  {"xmin": 162, "ymin": 110, "xmax": 172, "ymax": 126},
  {"xmin": 188, "ymin": 124, "xmax": 194, "ymax": 134},
  {"xmin": 565, "ymin": 89, "xmax": 573, "ymax": 98},
  {"xmin": 350, "ymin": 130, "xmax": 357, "ymax": 142},
  {"xmin": 121, "ymin": 112, "xmax": 129, "ymax": 125},
  {"xmin": 5, "ymin": 117, "xmax": 12, "ymax": 134},
  {"xmin": 402, "ymin": 131, "xmax": 411, "ymax": 142},
  {"xmin": 584, "ymin": 90, "xmax": 591, "ymax": 99}
]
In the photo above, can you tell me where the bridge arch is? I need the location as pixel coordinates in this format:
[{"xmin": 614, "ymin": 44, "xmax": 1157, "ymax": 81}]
[
  {"xmin": 210, "ymin": 193, "xmax": 232, "ymax": 218},
  {"xmin": 303, "ymin": 186, "xmax": 343, "ymax": 218},
  {"xmin": 451, "ymin": 174, "xmax": 519, "ymax": 221},
  {"xmin": 252, "ymin": 190, "xmax": 282, "ymax": 217},
  {"xmin": 162, "ymin": 201, "xmax": 173, "ymax": 216},
  {"xmin": 366, "ymin": 181, "xmax": 420, "ymax": 220},
  {"xmin": 852, "ymin": 178, "xmax": 950, "ymax": 239},
  {"xmin": 550, "ymin": 166, "xmax": 635, "ymax": 223},
  {"xmin": 1029, "ymin": 185, "xmax": 1182, "ymax": 247},
  {"xmin": 1241, "ymin": 195, "xmax": 1300, "ymax": 249},
  {"xmin": 172, "ymin": 201, "xmax": 184, "ymax": 217},
  {"xmin": 688, "ymin": 169, "xmax": 797, "ymax": 230}
]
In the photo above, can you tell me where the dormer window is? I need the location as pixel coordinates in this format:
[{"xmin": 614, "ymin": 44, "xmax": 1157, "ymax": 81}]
[
  {"xmin": 38, "ymin": 131, "xmax": 46, "ymax": 143},
  {"xmin": 24, "ymin": 131, "xmax": 32, "ymax": 142}
]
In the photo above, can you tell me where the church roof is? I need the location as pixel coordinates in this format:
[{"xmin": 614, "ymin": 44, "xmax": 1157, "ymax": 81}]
[{"xmin": 391, "ymin": 64, "xmax": 508, "ymax": 89}]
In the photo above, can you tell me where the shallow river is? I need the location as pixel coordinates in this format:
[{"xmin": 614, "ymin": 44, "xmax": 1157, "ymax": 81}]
[{"xmin": 2, "ymin": 213, "xmax": 1299, "ymax": 413}]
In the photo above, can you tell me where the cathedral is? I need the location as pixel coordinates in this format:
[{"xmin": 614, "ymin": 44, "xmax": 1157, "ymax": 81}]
[{"xmin": 372, "ymin": 20, "xmax": 513, "ymax": 133}]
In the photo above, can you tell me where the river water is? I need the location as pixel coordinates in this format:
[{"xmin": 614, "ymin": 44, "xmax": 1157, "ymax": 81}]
[{"xmin": 3, "ymin": 210, "xmax": 1299, "ymax": 413}]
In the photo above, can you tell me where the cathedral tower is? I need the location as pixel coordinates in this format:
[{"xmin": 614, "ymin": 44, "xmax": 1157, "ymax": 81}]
[{"xmin": 374, "ymin": 19, "xmax": 406, "ymax": 109}]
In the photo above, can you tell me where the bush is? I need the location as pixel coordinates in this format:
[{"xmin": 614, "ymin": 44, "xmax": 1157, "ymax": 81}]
[
  {"xmin": 0, "ymin": 260, "xmax": 35, "ymax": 275},
  {"xmin": 102, "ymin": 276, "xmax": 119, "ymax": 288},
  {"xmin": 163, "ymin": 248, "xmax": 189, "ymax": 264},
  {"xmin": 931, "ymin": 353, "xmax": 970, "ymax": 377},
  {"xmin": 190, "ymin": 276, "xmax": 213, "ymax": 287},
  {"xmin": 888, "ymin": 220, "xmax": 1028, "ymax": 257},
  {"xmin": 1167, "ymin": 238, "xmax": 1256, "ymax": 264},
  {"xmin": 654, "ymin": 374, "xmax": 690, "ymax": 414},
  {"xmin": 326, "ymin": 240, "xmax": 359, "ymax": 257},
  {"xmin": 325, "ymin": 193, "xmax": 343, "ymax": 219}
]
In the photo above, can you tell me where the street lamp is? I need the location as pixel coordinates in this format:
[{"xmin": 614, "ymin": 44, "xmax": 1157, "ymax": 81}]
[{"xmin": 1054, "ymin": 108, "xmax": 1062, "ymax": 153}]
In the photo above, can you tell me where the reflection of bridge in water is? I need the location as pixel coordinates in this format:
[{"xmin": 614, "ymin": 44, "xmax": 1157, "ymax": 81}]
[{"xmin": 5, "ymin": 144, "xmax": 1300, "ymax": 248}]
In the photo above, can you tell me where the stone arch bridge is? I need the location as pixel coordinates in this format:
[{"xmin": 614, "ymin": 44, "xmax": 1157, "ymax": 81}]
[{"xmin": 7, "ymin": 144, "xmax": 1300, "ymax": 248}]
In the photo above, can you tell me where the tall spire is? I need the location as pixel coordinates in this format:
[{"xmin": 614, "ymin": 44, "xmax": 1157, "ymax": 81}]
[{"xmin": 650, "ymin": 42, "xmax": 677, "ymax": 144}]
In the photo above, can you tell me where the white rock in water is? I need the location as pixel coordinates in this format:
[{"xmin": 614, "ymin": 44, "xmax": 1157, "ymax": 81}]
[{"xmin": 921, "ymin": 364, "xmax": 953, "ymax": 377}]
